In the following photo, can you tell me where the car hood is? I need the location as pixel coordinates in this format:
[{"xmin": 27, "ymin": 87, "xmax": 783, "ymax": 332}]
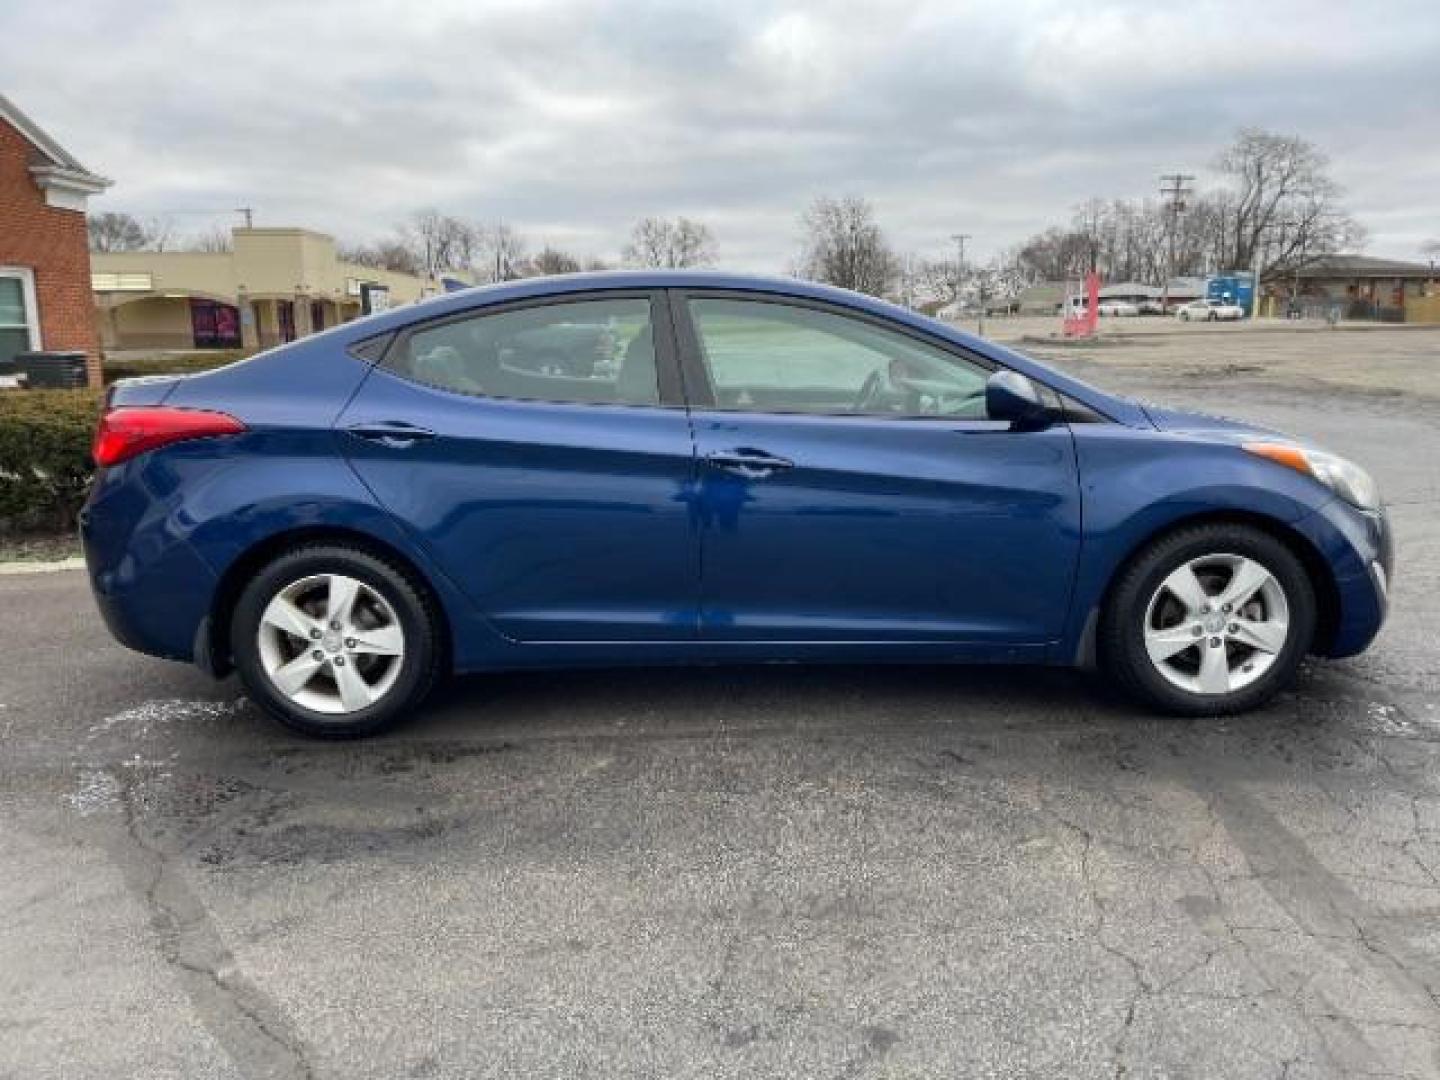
[{"xmin": 1139, "ymin": 401, "xmax": 1288, "ymax": 442}]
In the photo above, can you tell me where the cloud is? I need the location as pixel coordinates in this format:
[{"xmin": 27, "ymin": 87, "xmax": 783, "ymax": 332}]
[{"xmin": 4, "ymin": 0, "xmax": 1436, "ymax": 267}]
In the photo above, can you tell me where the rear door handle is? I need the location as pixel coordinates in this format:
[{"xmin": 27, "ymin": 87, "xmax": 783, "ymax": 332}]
[
  {"xmin": 705, "ymin": 448, "xmax": 795, "ymax": 479},
  {"xmin": 344, "ymin": 421, "xmax": 437, "ymax": 448}
]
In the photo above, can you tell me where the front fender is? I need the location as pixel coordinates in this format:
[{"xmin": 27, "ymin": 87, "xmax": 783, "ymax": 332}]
[{"xmin": 1060, "ymin": 425, "xmax": 1334, "ymax": 664}]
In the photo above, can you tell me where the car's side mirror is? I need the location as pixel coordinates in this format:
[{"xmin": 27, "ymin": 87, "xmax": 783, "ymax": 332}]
[{"xmin": 985, "ymin": 370, "xmax": 1050, "ymax": 429}]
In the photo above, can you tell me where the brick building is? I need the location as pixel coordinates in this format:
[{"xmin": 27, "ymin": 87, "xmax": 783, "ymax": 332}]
[{"xmin": 0, "ymin": 93, "xmax": 110, "ymax": 385}]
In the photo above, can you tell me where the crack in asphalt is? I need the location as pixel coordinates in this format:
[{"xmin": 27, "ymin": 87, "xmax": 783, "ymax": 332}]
[
  {"xmin": 113, "ymin": 769, "xmax": 316, "ymax": 1080},
  {"xmin": 1185, "ymin": 775, "xmax": 1440, "ymax": 1076}
]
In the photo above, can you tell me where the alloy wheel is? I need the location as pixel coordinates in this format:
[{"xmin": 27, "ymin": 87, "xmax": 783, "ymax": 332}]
[
  {"xmin": 256, "ymin": 573, "xmax": 406, "ymax": 714},
  {"xmin": 1142, "ymin": 553, "xmax": 1290, "ymax": 696}
]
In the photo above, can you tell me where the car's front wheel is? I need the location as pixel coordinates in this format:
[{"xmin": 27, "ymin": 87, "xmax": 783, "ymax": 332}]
[
  {"xmin": 230, "ymin": 545, "xmax": 442, "ymax": 738},
  {"xmin": 1100, "ymin": 524, "xmax": 1316, "ymax": 715}
]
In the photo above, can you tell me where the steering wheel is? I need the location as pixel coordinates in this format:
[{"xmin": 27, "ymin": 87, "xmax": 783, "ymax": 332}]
[{"xmin": 853, "ymin": 369, "xmax": 885, "ymax": 413}]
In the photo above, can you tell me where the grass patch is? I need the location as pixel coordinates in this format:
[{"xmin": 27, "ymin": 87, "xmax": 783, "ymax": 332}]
[{"xmin": 0, "ymin": 532, "xmax": 81, "ymax": 563}]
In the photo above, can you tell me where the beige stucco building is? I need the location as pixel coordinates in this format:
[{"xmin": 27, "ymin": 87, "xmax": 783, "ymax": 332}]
[{"xmin": 93, "ymin": 227, "xmax": 464, "ymax": 352}]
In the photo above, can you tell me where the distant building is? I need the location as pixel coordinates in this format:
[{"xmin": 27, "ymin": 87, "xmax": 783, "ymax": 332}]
[
  {"xmin": 1264, "ymin": 254, "xmax": 1437, "ymax": 321},
  {"xmin": 1097, "ymin": 282, "xmax": 1159, "ymax": 304},
  {"xmin": 1015, "ymin": 277, "xmax": 1205, "ymax": 317},
  {"xmin": 93, "ymin": 228, "xmax": 469, "ymax": 352},
  {"xmin": 1014, "ymin": 281, "xmax": 1067, "ymax": 316},
  {"xmin": 0, "ymin": 93, "xmax": 110, "ymax": 384}
]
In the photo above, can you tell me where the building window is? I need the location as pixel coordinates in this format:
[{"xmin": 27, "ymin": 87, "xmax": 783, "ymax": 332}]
[
  {"xmin": 0, "ymin": 268, "xmax": 41, "ymax": 366},
  {"xmin": 91, "ymin": 272, "xmax": 154, "ymax": 292},
  {"xmin": 277, "ymin": 300, "xmax": 295, "ymax": 343},
  {"xmin": 189, "ymin": 299, "xmax": 241, "ymax": 349}
]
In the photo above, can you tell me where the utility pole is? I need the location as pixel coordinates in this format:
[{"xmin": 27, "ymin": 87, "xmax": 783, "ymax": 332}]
[
  {"xmin": 976, "ymin": 270, "xmax": 987, "ymax": 338},
  {"xmin": 950, "ymin": 234, "xmax": 969, "ymax": 319},
  {"xmin": 1158, "ymin": 173, "xmax": 1194, "ymax": 313}
]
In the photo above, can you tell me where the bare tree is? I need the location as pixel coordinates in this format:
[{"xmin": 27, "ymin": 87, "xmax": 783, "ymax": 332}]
[
  {"xmin": 795, "ymin": 196, "xmax": 898, "ymax": 297},
  {"xmin": 1216, "ymin": 127, "xmax": 1362, "ymax": 273},
  {"xmin": 525, "ymin": 246, "xmax": 583, "ymax": 276},
  {"xmin": 339, "ymin": 240, "xmax": 424, "ymax": 276},
  {"xmin": 476, "ymin": 222, "xmax": 527, "ymax": 282},
  {"xmin": 623, "ymin": 216, "xmax": 717, "ymax": 269},
  {"xmin": 401, "ymin": 209, "xmax": 479, "ymax": 276},
  {"xmin": 1007, "ymin": 130, "xmax": 1363, "ymax": 289},
  {"xmin": 186, "ymin": 226, "xmax": 233, "ymax": 253},
  {"xmin": 1011, "ymin": 226, "xmax": 1095, "ymax": 283},
  {"xmin": 143, "ymin": 216, "xmax": 177, "ymax": 253},
  {"xmin": 88, "ymin": 211, "xmax": 152, "ymax": 252},
  {"xmin": 913, "ymin": 257, "xmax": 963, "ymax": 306}
]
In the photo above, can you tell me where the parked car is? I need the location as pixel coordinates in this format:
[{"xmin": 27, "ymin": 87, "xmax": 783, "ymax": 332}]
[
  {"xmin": 83, "ymin": 272, "xmax": 1391, "ymax": 737},
  {"xmin": 1096, "ymin": 300, "xmax": 1140, "ymax": 317},
  {"xmin": 1137, "ymin": 300, "xmax": 1166, "ymax": 316},
  {"xmin": 1178, "ymin": 298, "xmax": 1245, "ymax": 321}
]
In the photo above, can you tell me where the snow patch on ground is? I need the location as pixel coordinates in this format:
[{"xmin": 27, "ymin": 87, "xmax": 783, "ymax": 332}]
[
  {"xmin": 65, "ymin": 768, "xmax": 122, "ymax": 817},
  {"xmin": 65, "ymin": 698, "xmax": 251, "ymax": 816},
  {"xmin": 85, "ymin": 697, "xmax": 247, "ymax": 742}
]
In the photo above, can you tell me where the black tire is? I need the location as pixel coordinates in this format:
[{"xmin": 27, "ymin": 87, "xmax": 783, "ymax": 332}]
[
  {"xmin": 1099, "ymin": 524, "xmax": 1316, "ymax": 716},
  {"xmin": 230, "ymin": 544, "xmax": 442, "ymax": 738}
]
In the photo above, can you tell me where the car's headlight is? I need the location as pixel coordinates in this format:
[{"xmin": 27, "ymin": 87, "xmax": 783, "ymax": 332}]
[{"xmin": 1244, "ymin": 442, "xmax": 1381, "ymax": 511}]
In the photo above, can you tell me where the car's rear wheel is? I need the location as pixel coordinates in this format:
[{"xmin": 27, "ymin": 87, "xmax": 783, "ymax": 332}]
[
  {"xmin": 1100, "ymin": 524, "xmax": 1316, "ymax": 715},
  {"xmin": 231, "ymin": 545, "xmax": 442, "ymax": 738}
]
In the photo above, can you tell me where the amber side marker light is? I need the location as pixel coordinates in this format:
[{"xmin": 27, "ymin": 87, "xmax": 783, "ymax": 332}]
[
  {"xmin": 93, "ymin": 406, "xmax": 247, "ymax": 468},
  {"xmin": 1242, "ymin": 442, "xmax": 1313, "ymax": 476}
]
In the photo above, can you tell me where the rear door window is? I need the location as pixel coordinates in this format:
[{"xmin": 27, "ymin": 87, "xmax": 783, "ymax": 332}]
[{"xmin": 388, "ymin": 297, "xmax": 661, "ymax": 406}]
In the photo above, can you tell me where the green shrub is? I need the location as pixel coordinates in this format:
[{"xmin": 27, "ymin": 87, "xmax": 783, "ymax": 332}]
[
  {"xmin": 0, "ymin": 389, "xmax": 102, "ymax": 534},
  {"xmin": 102, "ymin": 350, "xmax": 247, "ymax": 384}
]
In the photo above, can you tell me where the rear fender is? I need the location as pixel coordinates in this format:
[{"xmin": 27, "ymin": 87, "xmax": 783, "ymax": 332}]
[{"xmin": 137, "ymin": 433, "xmax": 508, "ymax": 671}]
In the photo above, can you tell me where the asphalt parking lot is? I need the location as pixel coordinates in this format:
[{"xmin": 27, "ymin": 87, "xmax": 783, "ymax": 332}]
[{"xmin": 2, "ymin": 325, "xmax": 1438, "ymax": 1078}]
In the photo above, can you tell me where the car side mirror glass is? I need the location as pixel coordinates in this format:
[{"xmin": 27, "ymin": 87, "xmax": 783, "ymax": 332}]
[{"xmin": 985, "ymin": 370, "xmax": 1050, "ymax": 429}]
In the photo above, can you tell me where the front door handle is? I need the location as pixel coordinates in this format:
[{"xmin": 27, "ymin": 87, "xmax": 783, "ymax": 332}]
[
  {"xmin": 705, "ymin": 448, "xmax": 795, "ymax": 479},
  {"xmin": 344, "ymin": 421, "xmax": 437, "ymax": 448}
]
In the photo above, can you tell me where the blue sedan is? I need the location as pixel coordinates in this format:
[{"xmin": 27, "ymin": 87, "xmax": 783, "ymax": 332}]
[{"xmin": 81, "ymin": 272, "xmax": 1392, "ymax": 737}]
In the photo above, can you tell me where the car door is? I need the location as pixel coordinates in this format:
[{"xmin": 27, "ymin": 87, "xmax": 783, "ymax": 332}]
[
  {"xmin": 672, "ymin": 291, "xmax": 1082, "ymax": 646},
  {"xmin": 338, "ymin": 290, "xmax": 701, "ymax": 642}
]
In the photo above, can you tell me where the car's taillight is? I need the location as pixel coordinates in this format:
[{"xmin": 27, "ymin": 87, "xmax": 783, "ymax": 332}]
[{"xmin": 92, "ymin": 406, "xmax": 247, "ymax": 467}]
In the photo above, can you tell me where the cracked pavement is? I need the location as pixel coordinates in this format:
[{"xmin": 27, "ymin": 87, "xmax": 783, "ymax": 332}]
[{"xmin": 1, "ymin": 330, "xmax": 1437, "ymax": 1078}]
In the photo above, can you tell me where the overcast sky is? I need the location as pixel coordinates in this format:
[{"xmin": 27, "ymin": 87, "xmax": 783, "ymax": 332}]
[{"xmin": 5, "ymin": 0, "xmax": 1436, "ymax": 270}]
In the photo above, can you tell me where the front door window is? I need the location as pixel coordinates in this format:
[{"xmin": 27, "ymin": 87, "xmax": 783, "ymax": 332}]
[{"xmin": 684, "ymin": 297, "xmax": 991, "ymax": 419}]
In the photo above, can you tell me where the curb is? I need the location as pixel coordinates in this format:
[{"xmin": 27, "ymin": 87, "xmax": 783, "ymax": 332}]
[{"xmin": 0, "ymin": 556, "xmax": 86, "ymax": 575}]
